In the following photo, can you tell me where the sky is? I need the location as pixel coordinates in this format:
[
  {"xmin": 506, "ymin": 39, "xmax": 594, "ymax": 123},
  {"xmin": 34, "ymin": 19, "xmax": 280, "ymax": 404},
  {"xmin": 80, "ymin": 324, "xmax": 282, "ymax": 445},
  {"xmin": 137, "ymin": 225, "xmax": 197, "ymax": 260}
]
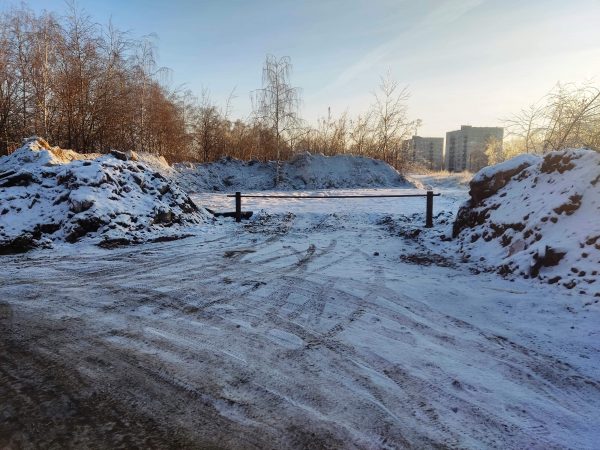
[{"xmin": 3, "ymin": 0, "xmax": 600, "ymax": 137}]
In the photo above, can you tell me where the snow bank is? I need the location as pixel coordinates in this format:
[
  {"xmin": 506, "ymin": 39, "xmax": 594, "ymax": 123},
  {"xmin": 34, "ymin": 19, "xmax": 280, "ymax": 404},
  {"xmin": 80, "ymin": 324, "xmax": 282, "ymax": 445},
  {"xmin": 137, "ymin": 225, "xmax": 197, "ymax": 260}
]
[
  {"xmin": 281, "ymin": 152, "xmax": 410, "ymax": 190},
  {"xmin": 0, "ymin": 138, "xmax": 211, "ymax": 253},
  {"xmin": 175, "ymin": 157, "xmax": 276, "ymax": 192},
  {"xmin": 454, "ymin": 149, "xmax": 600, "ymax": 294},
  {"xmin": 471, "ymin": 154, "xmax": 540, "ymax": 184},
  {"xmin": 175, "ymin": 152, "xmax": 412, "ymax": 192}
]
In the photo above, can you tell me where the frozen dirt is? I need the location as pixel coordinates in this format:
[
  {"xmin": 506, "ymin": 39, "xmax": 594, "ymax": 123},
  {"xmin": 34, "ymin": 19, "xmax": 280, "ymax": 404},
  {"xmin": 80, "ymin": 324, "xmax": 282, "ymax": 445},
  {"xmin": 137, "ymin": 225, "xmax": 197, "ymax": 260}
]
[{"xmin": 1, "ymin": 177, "xmax": 599, "ymax": 449}]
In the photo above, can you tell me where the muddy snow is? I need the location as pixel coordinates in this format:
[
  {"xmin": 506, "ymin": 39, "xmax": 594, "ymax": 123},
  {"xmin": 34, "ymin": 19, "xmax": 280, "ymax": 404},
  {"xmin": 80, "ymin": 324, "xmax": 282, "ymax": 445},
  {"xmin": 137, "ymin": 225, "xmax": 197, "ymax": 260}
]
[{"xmin": 1, "ymin": 168, "xmax": 599, "ymax": 448}]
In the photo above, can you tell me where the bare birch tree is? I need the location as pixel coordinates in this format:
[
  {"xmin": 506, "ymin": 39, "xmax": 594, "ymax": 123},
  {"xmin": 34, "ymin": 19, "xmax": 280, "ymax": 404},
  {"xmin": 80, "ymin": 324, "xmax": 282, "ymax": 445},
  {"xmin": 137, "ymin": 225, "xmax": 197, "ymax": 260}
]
[
  {"xmin": 251, "ymin": 55, "xmax": 301, "ymax": 182},
  {"xmin": 348, "ymin": 112, "xmax": 373, "ymax": 156},
  {"xmin": 370, "ymin": 73, "xmax": 415, "ymax": 169}
]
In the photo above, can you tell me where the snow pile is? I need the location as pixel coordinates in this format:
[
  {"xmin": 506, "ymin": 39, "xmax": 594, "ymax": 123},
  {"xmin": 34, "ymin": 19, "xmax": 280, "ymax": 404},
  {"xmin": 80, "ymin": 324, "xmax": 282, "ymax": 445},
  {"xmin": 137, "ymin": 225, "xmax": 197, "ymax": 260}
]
[
  {"xmin": 0, "ymin": 138, "xmax": 211, "ymax": 253},
  {"xmin": 281, "ymin": 152, "xmax": 410, "ymax": 190},
  {"xmin": 134, "ymin": 151, "xmax": 174, "ymax": 175},
  {"xmin": 175, "ymin": 156, "xmax": 277, "ymax": 192},
  {"xmin": 175, "ymin": 152, "xmax": 411, "ymax": 192},
  {"xmin": 4, "ymin": 137, "xmax": 102, "ymax": 164},
  {"xmin": 453, "ymin": 149, "xmax": 600, "ymax": 293}
]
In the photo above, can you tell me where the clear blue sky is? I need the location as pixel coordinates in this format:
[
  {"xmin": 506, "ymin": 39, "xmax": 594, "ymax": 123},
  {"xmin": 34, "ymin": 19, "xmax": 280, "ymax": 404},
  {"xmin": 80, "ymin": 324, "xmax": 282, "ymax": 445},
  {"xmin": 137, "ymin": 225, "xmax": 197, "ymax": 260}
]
[{"xmin": 3, "ymin": 0, "xmax": 600, "ymax": 136}]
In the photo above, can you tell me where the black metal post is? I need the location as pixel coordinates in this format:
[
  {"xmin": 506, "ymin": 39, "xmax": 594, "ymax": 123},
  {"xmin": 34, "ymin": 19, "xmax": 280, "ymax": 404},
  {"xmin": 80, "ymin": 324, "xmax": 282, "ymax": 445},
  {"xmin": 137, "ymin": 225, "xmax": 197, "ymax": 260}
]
[
  {"xmin": 235, "ymin": 192, "xmax": 241, "ymax": 223},
  {"xmin": 426, "ymin": 190, "xmax": 433, "ymax": 228}
]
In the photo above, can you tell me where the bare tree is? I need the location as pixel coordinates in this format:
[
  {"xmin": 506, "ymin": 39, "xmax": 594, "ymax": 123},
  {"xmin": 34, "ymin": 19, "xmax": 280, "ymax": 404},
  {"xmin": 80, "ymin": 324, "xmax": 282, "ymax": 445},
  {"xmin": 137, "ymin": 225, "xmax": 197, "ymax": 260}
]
[
  {"xmin": 251, "ymin": 55, "xmax": 301, "ymax": 182},
  {"xmin": 543, "ymin": 83, "xmax": 600, "ymax": 151},
  {"xmin": 309, "ymin": 107, "xmax": 349, "ymax": 155},
  {"xmin": 484, "ymin": 136, "xmax": 504, "ymax": 165},
  {"xmin": 348, "ymin": 112, "xmax": 373, "ymax": 156},
  {"xmin": 0, "ymin": 12, "xmax": 19, "ymax": 154},
  {"xmin": 504, "ymin": 104, "xmax": 544, "ymax": 153},
  {"xmin": 193, "ymin": 88, "xmax": 222, "ymax": 162},
  {"xmin": 370, "ymin": 73, "xmax": 415, "ymax": 169},
  {"xmin": 506, "ymin": 82, "xmax": 600, "ymax": 155}
]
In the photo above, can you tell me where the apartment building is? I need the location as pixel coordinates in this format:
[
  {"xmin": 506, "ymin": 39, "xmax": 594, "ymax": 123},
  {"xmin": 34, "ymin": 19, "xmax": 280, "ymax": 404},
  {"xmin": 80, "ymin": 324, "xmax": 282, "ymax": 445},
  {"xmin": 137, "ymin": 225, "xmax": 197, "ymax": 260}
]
[
  {"xmin": 403, "ymin": 136, "xmax": 444, "ymax": 170},
  {"xmin": 444, "ymin": 125, "xmax": 503, "ymax": 172}
]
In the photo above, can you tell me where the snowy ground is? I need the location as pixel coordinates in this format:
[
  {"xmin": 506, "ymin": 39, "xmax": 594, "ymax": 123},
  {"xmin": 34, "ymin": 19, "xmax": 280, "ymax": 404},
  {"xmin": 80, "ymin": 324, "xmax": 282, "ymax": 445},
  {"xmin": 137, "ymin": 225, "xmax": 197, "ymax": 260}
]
[{"xmin": 1, "ymin": 177, "xmax": 599, "ymax": 448}]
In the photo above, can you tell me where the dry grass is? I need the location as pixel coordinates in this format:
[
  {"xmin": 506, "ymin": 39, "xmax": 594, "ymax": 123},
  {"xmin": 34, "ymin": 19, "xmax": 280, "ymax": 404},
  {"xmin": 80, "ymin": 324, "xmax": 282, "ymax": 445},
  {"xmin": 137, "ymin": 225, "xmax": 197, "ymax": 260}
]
[
  {"xmin": 407, "ymin": 170, "xmax": 473, "ymax": 189},
  {"xmin": 425, "ymin": 170, "xmax": 473, "ymax": 185}
]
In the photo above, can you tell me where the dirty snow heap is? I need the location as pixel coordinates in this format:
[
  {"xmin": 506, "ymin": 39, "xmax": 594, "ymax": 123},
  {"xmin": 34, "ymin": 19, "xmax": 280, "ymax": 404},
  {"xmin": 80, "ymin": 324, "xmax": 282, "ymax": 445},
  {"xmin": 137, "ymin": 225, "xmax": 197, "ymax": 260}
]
[
  {"xmin": 0, "ymin": 138, "xmax": 211, "ymax": 253},
  {"xmin": 175, "ymin": 152, "xmax": 412, "ymax": 192},
  {"xmin": 453, "ymin": 149, "xmax": 600, "ymax": 294}
]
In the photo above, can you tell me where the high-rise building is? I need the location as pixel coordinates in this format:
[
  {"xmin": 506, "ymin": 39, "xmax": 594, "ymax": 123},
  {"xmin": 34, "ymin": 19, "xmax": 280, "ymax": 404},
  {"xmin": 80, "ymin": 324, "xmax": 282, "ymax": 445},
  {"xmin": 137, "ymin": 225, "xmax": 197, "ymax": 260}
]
[
  {"xmin": 403, "ymin": 136, "xmax": 444, "ymax": 171},
  {"xmin": 445, "ymin": 125, "xmax": 503, "ymax": 172}
]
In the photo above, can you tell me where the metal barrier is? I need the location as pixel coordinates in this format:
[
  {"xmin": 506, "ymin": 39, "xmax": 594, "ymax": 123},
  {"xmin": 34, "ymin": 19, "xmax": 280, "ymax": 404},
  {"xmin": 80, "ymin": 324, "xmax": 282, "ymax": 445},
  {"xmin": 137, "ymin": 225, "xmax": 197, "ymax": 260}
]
[{"xmin": 226, "ymin": 190, "xmax": 440, "ymax": 227}]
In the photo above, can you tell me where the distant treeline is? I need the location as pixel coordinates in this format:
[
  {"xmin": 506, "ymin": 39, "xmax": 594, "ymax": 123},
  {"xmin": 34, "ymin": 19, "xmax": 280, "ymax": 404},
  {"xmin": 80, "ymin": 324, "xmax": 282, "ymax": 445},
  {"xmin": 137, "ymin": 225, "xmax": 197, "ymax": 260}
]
[
  {"xmin": 0, "ymin": 6, "xmax": 192, "ymax": 160},
  {"xmin": 1, "ymin": 5, "xmax": 598, "ymax": 168},
  {"xmin": 0, "ymin": 5, "xmax": 419, "ymax": 168}
]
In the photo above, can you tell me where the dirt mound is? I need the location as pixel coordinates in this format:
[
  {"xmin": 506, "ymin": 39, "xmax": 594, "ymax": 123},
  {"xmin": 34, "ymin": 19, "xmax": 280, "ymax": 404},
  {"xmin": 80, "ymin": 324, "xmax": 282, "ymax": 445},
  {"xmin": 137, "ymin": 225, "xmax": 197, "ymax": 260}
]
[
  {"xmin": 0, "ymin": 138, "xmax": 211, "ymax": 253},
  {"xmin": 174, "ymin": 152, "xmax": 412, "ymax": 192},
  {"xmin": 454, "ymin": 149, "xmax": 600, "ymax": 293}
]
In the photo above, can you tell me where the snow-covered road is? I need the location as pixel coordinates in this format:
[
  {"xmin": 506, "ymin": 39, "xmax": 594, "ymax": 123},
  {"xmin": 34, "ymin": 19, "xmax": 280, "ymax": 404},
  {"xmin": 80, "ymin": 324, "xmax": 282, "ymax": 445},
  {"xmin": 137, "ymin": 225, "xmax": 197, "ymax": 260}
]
[{"xmin": 1, "ymin": 180, "xmax": 599, "ymax": 448}]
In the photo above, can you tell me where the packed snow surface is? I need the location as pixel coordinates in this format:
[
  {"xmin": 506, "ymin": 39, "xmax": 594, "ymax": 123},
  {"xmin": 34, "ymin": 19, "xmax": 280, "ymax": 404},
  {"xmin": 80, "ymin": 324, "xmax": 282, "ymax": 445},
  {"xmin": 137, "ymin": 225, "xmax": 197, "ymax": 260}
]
[
  {"xmin": 174, "ymin": 152, "xmax": 412, "ymax": 192},
  {"xmin": 454, "ymin": 149, "xmax": 600, "ymax": 294},
  {"xmin": 2, "ymin": 173, "xmax": 599, "ymax": 448},
  {"xmin": 0, "ymin": 138, "xmax": 210, "ymax": 253}
]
